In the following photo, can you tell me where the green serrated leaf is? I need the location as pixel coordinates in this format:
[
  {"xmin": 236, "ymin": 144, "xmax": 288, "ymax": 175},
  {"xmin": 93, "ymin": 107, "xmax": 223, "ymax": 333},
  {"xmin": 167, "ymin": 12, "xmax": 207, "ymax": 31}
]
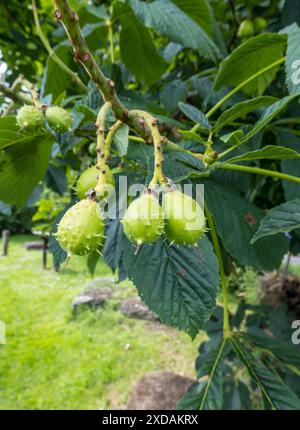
[
  {"xmin": 177, "ymin": 338, "xmax": 228, "ymax": 410},
  {"xmin": 251, "ymin": 199, "xmax": 300, "ymax": 243},
  {"xmin": 243, "ymin": 94, "xmax": 300, "ymax": 141},
  {"xmin": 214, "ymin": 96, "xmax": 277, "ymax": 132},
  {"xmin": 220, "ymin": 129, "xmax": 243, "ymax": 145},
  {"xmin": 160, "ymin": 80, "xmax": 187, "ymax": 113},
  {"xmin": 178, "ymin": 102, "xmax": 211, "ymax": 130},
  {"xmin": 242, "ymin": 331, "xmax": 300, "ymax": 376},
  {"xmin": 285, "ymin": 24, "xmax": 300, "ymax": 95},
  {"xmin": 122, "ymin": 235, "xmax": 219, "ymax": 338},
  {"xmin": 0, "ymin": 116, "xmax": 50, "ymax": 150},
  {"xmin": 113, "ymin": 124, "xmax": 129, "ymax": 157},
  {"xmin": 178, "ymin": 130, "xmax": 207, "ymax": 145},
  {"xmin": 0, "ymin": 134, "xmax": 54, "ymax": 208},
  {"xmin": 226, "ymin": 145, "xmax": 300, "ymax": 164},
  {"xmin": 172, "ymin": 0, "xmax": 213, "ymax": 35},
  {"xmin": 130, "ymin": 0, "xmax": 220, "ymax": 62},
  {"xmin": 214, "ymin": 34, "xmax": 287, "ymax": 96},
  {"xmin": 87, "ymin": 251, "xmax": 100, "ymax": 277},
  {"xmin": 276, "ymin": 131, "xmax": 300, "ymax": 200},
  {"xmin": 231, "ymin": 335, "xmax": 300, "ymax": 410},
  {"xmin": 103, "ymin": 219, "xmax": 124, "ymax": 274},
  {"xmin": 202, "ymin": 179, "xmax": 288, "ymax": 271},
  {"xmin": 48, "ymin": 203, "xmax": 73, "ymax": 270},
  {"xmin": 43, "ymin": 42, "xmax": 72, "ymax": 99},
  {"xmin": 119, "ymin": 10, "xmax": 167, "ymax": 85},
  {"xmin": 147, "ymin": 150, "xmax": 205, "ymax": 183}
]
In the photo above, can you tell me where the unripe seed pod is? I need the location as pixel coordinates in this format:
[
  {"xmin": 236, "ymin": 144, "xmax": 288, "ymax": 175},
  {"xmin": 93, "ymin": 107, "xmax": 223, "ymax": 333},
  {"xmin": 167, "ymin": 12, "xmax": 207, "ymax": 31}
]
[
  {"xmin": 122, "ymin": 192, "xmax": 165, "ymax": 245},
  {"xmin": 76, "ymin": 165, "xmax": 115, "ymax": 200},
  {"xmin": 45, "ymin": 106, "xmax": 72, "ymax": 132},
  {"xmin": 55, "ymin": 199, "xmax": 104, "ymax": 256},
  {"xmin": 253, "ymin": 17, "xmax": 267, "ymax": 32},
  {"xmin": 162, "ymin": 190, "xmax": 205, "ymax": 246},
  {"xmin": 16, "ymin": 105, "xmax": 45, "ymax": 130},
  {"xmin": 88, "ymin": 142, "xmax": 97, "ymax": 155},
  {"xmin": 237, "ymin": 19, "xmax": 254, "ymax": 38}
]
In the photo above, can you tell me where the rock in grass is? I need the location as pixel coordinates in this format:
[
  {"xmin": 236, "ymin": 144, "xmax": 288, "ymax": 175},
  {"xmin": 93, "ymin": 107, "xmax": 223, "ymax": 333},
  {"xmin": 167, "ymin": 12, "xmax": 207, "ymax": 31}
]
[{"xmin": 119, "ymin": 297, "xmax": 159, "ymax": 322}]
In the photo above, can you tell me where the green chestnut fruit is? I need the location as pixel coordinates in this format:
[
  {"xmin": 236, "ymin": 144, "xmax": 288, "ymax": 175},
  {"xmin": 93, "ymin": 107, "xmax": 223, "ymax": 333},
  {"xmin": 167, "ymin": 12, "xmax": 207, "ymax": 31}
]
[
  {"xmin": 76, "ymin": 165, "xmax": 115, "ymax": 200},
  {"xmin": 162, "ymin": 189, "xmax": 205, "ymax": 246},
  {"xmin": 16, "ymin": 105, "xmax": 45, "ymax": 130},
  {"xmin": 122, "ymin": 192, "xmax": 165, "ymax": 246},
  {"xmin": 253, "ymin": 17, "xmax": 267, "ymax": 33},
  {"xmin": 237, "ymin": 19, "xmax": 254, "ymax": 38},
  {"xmin": 45, "ymin": 106, "xmax": 72, "ymax": 132},
  {"xmin": 55, "ymin": 199, "xmax": 104, "ymax": 256}
]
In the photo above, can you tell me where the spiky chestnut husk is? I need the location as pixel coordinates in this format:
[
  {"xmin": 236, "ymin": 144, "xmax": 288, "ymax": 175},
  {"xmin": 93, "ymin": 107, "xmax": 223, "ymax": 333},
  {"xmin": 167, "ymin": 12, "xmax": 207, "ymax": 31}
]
[
  {"xmin": 76, "ymin": 165, "xmax": 115, "ymax": 200},
  {"xmin": 122, "ymin": 192, "xmax": 165, "ymax": 245},
  {"xmin": 45, "ymin": 106, "xmax": 72, "ymax": 132},
  {"xmin": 55, "ymin": 199, "xmax": 104, "ymax": 256},
  {"xmin": 162, "ymin": 189, "xmax": 205, "ymax": 246},
  {"xmin": 16, "ymin": 106, "xmax": 45, "ymax": 130}
]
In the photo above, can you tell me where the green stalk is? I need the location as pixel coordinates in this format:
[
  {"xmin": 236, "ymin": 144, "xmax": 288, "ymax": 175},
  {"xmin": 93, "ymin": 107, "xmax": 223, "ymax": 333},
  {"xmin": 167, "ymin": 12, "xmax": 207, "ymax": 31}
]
[
  {"xmin": 205, "ymin": 206, "xmax": 231, "ymax": 337},
  {"xmin": 191, "ymin": 56, "xmax": 286, "ymax": 133},
  {"xmin": 219, "ymin": 163, "xmax": 300, "ymax": 184},
  {"xmin": 105, "ymin": 120, "xmax": 122, "ymax": 159},
  {"xmin": 129, "ymin": 110, "xmax": 167, "ymax": 186},
  {"xmin": 32, "ymin": 0, "xmax": 87, "ymax": 93},
  {"xmin": 107, "ymin": 21, "xmax": 115, "ymax": 63},
  {"xmin": 94, "ymin": 102, "xmax": 112, "ymax": 195},
  {"xmin": 0, "ymin": 82, "xmax": 33, "ymax": 106}
]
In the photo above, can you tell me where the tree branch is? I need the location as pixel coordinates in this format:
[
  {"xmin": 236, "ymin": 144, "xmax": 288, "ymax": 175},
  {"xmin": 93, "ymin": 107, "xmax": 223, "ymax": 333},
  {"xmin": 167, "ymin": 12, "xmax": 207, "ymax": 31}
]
[
  {"xmin": 0, "ymin": 82, "xmax": 33, "ymax": 106},
  {"xmin": 32, "ymin": 0, "xmax": 88, "ymax": 93},
  {"xmin": 53, "ymin": 0, "xmax": 151, "ymax": 141}
]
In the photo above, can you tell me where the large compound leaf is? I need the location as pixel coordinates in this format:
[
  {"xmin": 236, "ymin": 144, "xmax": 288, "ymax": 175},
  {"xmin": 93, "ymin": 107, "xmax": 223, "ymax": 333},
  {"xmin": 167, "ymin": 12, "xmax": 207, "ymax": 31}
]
[
  {"xmin": 202, "ymin": 179, "xmax": 288, "ymax": 271},
  {"xmin": 251, "ymin": 199, "xmax": 300, "ymax": 243},
  {"xmin": 231, "ymin": 335, "xmax": 300, "ymax": 410},
  {"xmin": 214, "ymin": 34, "xmax": 286, "ymax": 96},
  {"xmin": 177, "ymin": 338, "xmax": 228, "ymax": 410},
  {"xmin": 130, "ymin": 0, "xmax": 220, "ymax": 62},
  {"xmin": 213, "ymin": 96, "xmax": 277, "ymax": 132},
  {"xmin": 122, "ymin": 235, "xmax": 219, "ymax": 338},
  {"xmin": 0, "ymin": 134, "xmax": 53, "ymax": 207}
]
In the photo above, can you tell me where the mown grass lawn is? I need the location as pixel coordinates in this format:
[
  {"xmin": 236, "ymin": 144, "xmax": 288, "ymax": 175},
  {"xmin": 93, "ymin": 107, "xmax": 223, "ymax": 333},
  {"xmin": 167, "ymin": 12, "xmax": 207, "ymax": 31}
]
[{"xmin": 0, "ymin": 235, "xmax": 201, "ymax": 410}]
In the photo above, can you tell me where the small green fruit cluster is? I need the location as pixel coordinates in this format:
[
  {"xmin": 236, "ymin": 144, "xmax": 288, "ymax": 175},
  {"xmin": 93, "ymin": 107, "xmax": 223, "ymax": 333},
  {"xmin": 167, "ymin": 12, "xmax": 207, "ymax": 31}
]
[
  {"xmin": 55, "ymin": 199, "xmax": 104, "ymax": 256},
  {"xmin": 16, "ymin": 105, "xmax": 72, "ymax": 132},
  {"xmin": 76, "ymin": 165, "xmax": 115, "ymax": 200},
  {"xmin": 122, "ymin": 189, "xmax": 206, "ymax": 247},
  {"xmin": 238, "ymin": 17, "xmax": 267, "ymax": 38}
]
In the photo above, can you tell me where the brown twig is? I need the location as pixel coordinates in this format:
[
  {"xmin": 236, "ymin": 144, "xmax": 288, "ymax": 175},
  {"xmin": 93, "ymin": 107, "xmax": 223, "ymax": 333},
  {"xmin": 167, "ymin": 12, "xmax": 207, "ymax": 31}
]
[{"xmin": 53, "ymin": 0, "xmax": 151, "ymax": 141}]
